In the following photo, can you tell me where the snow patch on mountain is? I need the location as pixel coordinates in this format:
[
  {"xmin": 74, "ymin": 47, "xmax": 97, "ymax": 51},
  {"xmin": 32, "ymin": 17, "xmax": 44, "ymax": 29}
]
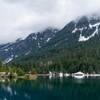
[
  {"xmin": 4, "ymin": 49, "xmax": 9, "ymax": 52},
  {"xmin": 4, "ymin": 57, "xmax": 13, "ymax": 63},
  {"xmin": 72, "ymin": 21, "xmax": 100, "ymax": 42},
  {"xmin": 79, "ymin": 27, "xmax": 99, "ymax": 42},
  {"xmin": 72, "ymin": 27, "xmax": 84, "ymax": 33},
  {"xmin": 25, "ymin": 51, "xmax": 31, "ymax": 56},
  {"xmin": 37, "ymin": 42, "xmax": 41, "ymax": 48},
  {"xmin": 46, "ymin": 38, "xmax": 51, "ymax": 42},
  {"xmin": 89, "ymin": 22, "xmax": 100, "ymax": 29}
]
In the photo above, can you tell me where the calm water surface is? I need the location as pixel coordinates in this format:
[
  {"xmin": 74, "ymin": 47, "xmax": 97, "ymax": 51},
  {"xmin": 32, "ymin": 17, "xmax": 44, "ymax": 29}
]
[{"xmin": 0, "ymin": 77, "xmax": 100, "ymax": 100}]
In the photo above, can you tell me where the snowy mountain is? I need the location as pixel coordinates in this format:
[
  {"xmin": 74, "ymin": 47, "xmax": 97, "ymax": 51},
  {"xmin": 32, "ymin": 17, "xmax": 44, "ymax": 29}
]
[
  {"xmin": 56, "ymin": 16, "xmax": 100, "ymax": 42},
  {"xmin": 0, "ymin": 16, "xmax": 100, "ymax": 65},
  {"xmin": 11, "ymin": 16, "xmax": 100, "ymax": 66},
  {"xmin": 0, "ymin": 28, "xmax": 58, "ymax": 63},
  {"xmin": 42, "ymin": 16, "xmax": 100, "ymax": 50},
  {"xmin": 72, "ymin": 16, "xmax": 100, "ymax": 42}
]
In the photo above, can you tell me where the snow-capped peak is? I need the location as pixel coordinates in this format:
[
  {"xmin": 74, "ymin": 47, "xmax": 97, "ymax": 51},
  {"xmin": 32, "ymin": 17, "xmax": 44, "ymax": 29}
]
[
  {"xmin": 71, "ymin": 16, "xmax": 100, "ymax": 42},
  {"xmin": 79, "ymin": 22, "xmax": 100, "ymax": 42}
]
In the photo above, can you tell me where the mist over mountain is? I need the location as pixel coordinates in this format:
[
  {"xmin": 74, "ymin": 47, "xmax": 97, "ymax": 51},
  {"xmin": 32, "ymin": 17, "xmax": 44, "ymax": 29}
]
[{"xmin": 0, "ymin": 0, "xmax": 100, "ymax": 43}]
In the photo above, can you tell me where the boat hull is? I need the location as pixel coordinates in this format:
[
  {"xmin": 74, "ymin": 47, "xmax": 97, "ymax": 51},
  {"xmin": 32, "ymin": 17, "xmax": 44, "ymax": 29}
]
[{"xmin": 73, "ymin": 75, "xmax": 85, "ymax": 79}]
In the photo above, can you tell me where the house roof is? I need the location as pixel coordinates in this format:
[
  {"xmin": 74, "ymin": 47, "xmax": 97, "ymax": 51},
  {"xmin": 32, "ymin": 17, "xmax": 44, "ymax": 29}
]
[{"xmin": 74, "ymin": 71, "xmax": 84, "ymax": 75}]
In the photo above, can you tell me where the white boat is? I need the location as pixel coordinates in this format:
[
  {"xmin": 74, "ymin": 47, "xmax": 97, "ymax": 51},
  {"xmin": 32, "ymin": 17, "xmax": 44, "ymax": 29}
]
[
  {"xmin": 86, "ymin": 73, "xmax": 89, "ymax": 78},
  {"xmin": 59, "ymin": 72, "xmax": 63, "ymax": 77},
  {"xmin": 73, "ymin": 71, "xmax": 85, "ymax": 79},
  {"xmin": 64, "ymin": 73, "xmax": 70, "ymax": 77},
  {"xmin": 49, "ymin": 71, "xmax": 56, "ymax": 79},
  {"xmin": 49, "ymin": 71, "xmax": 53, "ymax": 79}
]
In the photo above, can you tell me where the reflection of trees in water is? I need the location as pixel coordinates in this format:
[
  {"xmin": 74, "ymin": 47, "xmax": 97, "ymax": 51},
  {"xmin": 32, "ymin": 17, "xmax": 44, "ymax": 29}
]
[
  {"xmin": 0, "ymin": 79, "xmax": 32, "ymax": 100},
  {"xmin": 0, "ymin": 78, "xmax": 100, "ymax": 100}
]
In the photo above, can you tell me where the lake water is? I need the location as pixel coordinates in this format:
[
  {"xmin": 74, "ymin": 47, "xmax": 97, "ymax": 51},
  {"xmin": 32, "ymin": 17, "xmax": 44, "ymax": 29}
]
[{"xmin": 0, "ymin": 77, "xmax": 100, "ymax": 100}]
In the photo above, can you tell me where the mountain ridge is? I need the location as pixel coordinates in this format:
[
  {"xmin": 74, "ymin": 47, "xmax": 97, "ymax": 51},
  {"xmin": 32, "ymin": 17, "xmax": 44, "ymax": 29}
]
[
  {"xmin": 0, "ymin": 15, "xmax": 100, "ymax": 73},
  {"xmin": 0, "ymin": 28, "xmax": 59, "ymax": 63}
]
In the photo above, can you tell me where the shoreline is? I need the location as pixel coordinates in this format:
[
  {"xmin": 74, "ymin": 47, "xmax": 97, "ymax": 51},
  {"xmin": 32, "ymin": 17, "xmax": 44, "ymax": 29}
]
[
  {"xmin": 0, "ymin": 73, "xmax": 100, "ymax": 83},
  {"xmin": 1, "ymin": 73, "xmax": 100, "ymax": 80}
]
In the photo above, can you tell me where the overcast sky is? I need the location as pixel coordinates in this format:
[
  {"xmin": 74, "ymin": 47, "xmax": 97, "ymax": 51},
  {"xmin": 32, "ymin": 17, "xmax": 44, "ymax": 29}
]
[{"xmin": 0, "ymin": 0, "xmax": 100, "ymax": 43}]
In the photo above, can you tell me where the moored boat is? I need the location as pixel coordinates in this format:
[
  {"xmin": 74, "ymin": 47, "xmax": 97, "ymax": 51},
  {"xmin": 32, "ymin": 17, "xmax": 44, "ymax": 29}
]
[
  {"xmin": 64, "ymin": 73, "xmax": 70, "ymax": 77},
  {"xmin": 72, "ymin": 71, "xmax": 85, "ymax": 79},
  {"xmin": 59, "ymin": 72, "xmax": 63, "ymax": 77}
]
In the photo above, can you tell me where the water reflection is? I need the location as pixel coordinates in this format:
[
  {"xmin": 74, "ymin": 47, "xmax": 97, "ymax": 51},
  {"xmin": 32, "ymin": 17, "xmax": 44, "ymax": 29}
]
[
  {"xmin": 73, "ymin": 77, "xmax": 85, "ymax": 84},
  {"xmin": 0, "ymin": 77, "xmax": 99, "ymax": 100}
]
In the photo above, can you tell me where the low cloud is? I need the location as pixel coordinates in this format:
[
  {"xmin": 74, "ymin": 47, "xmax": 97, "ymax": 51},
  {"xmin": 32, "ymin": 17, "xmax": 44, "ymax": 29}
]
[{"xmin": 0, "ymin": 0, "xmax": 100, "ymax": 43}]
